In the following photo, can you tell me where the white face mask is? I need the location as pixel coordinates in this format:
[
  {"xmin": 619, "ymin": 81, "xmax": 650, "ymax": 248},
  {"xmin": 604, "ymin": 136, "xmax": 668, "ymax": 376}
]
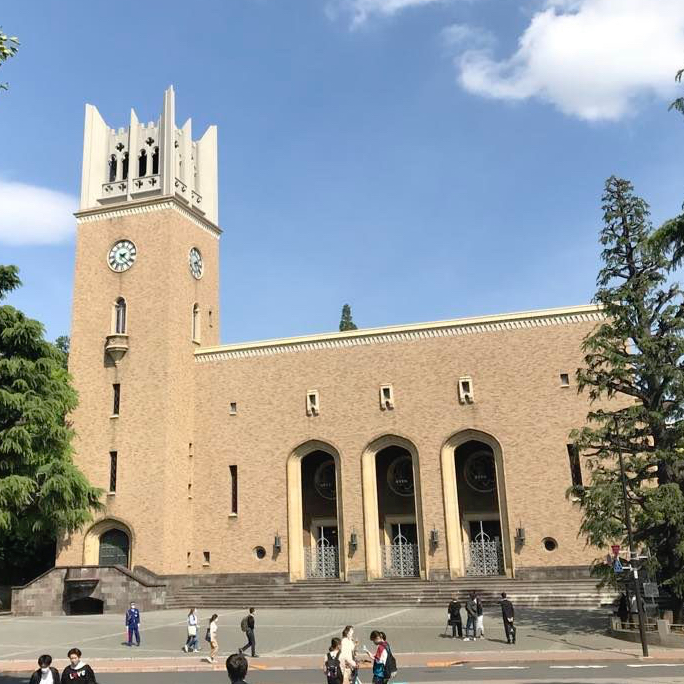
[{"xmin": 40, "ymin": 667, "xmax": 50, "ymax": 674}]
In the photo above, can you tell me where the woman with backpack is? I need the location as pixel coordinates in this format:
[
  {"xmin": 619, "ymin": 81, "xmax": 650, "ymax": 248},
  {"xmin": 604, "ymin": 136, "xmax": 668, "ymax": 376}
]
[
  {"xmin": 183, "ymin": 607, "xmax": 199, "ymax": 653},
  {"xmin": 205, "ymin": 614, "xmax": 219, "ymax": 664},
  {"xmin": 323, "ymin": 637, "xmax": 343, "ymax": 684}
]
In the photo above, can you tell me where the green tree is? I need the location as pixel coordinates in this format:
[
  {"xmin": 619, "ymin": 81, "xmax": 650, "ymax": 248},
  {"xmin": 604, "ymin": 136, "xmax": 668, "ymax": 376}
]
[
  {"xmin": 0, "ymin": 27, "xmax": 19, "ymax": 91},
  {"xmin": 54, "ymin": 335, "xmax": 70, "ymax": 370},
  {"xmin": 569, "ymin": 177, "xmax": 684, "ymax": 617},
  {"xmin": 339, "ymin": 304, "xmax": 358, "ymax": 332},
  {"xmin": 0, "ymin": 266, "xmax": 102, "ymax": 583}
]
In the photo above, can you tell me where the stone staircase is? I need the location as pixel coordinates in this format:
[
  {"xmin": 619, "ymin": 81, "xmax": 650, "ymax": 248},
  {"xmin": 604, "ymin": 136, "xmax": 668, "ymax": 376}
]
[{"xmin": 166, "ymin": 577, "xmax": 615, "ymax": 610}]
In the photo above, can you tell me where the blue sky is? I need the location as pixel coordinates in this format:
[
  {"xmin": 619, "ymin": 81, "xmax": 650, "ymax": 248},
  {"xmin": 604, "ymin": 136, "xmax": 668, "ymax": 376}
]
[{"xmin": 1, "ymin": 0, "xmax": 683, "ymax": 344}]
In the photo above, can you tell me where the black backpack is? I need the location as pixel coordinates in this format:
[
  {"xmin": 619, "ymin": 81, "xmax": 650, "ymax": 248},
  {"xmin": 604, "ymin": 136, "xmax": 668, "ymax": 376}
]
[
  {"xmin": 240, "ymin": 616, "xmax": 249, "ymax": 632},
  {"xmin": 383, "ymin": 643, "xmax": 398, "ymax": 679},
  {"xmin": 325, "ymin": 652, "xmax": 342, "ymax": 684}
]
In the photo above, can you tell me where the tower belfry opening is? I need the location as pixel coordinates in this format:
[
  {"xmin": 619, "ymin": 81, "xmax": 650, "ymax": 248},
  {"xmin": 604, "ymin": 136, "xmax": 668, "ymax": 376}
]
[{"xmin": 79, "ymin": 85, "xmax": 218, "ymax": 225}]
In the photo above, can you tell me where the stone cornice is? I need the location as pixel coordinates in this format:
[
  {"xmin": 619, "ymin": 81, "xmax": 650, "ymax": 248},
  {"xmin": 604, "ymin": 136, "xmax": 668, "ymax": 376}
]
[
  {"xmin": 195, "ymin": 304, "xmax": 603, "ymax": 362},
  {"xmin": 74, "ymin": 195, "xmax": 222, "ymax": 239}
]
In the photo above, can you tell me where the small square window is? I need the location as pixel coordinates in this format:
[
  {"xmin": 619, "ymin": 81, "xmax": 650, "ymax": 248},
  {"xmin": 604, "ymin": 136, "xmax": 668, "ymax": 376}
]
[
  {"xmin": 380, "ymin": 384, "xmax": 394, "ymax": 410},
  {"xmin": 560, "ymin": 373, "xmax": 570, "ymax": 387},
  {"xmin": 306, "ymin": 390, "xmax": 320, "ymax": 416},
  {"xmin": 229, "ymin": 402, "xmax": 237, "ymax": 416},
  {"xmin": 458, "ymin": 376, "xmax": 474, "ymax": 404},
  {"xmin": 203, "ymin": 551, "xmax": 210, "ymax": 566}
]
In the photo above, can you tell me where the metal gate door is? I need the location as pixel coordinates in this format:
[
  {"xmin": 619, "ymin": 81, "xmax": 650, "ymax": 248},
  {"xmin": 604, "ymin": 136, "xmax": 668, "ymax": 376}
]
[
  {"xmin": 305, "ymin": 529, "xmax": 339, "ymax": 578},
  {"xmin": 382, "ymin": 525, "xmax": 419, "ymax": 577},
  {"xmin": 465, "ymin": 526, "xmax": 503, "ymax": 576}
]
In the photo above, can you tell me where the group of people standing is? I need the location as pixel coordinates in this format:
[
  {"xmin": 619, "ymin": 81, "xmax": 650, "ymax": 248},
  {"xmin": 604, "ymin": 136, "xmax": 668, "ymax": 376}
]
[
  {"xmin": 447, "ymin": 592, "xmax": 517, "ymax": 644},
  {"xmin": 29, "ymin": 650, "xmax": 97, "ymax": 684},
  {"xmin": 324, "ymin": 625, "xmax": 396, "ymax": 684}
]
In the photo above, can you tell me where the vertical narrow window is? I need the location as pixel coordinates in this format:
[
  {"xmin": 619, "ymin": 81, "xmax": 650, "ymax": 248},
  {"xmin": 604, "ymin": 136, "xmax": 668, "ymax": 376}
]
[
  {"xmin": 152, "ymin": 147, "xmax": 159, "ymax": 174},
  {"xmin": 458, "ymin": 376, "xmax": 474, "ymax": 404},
  {"xmin": 138, "ymin": 149, "xmax": 147, "ymax": 176},
  {"xmin": 560, "ymin": 373, "xmax": 570, "ymax": 387},
  {"xmin": 188, "ymin": 482, "xmax": 192, "ymax": 498},
  {"xmin": 114, "ymin": 298, "xmax": 127, "ymax": 334},
  {"xmin": 112, "ymin": 383, "xmax": 120, "ymax": 416},
  {"xmin": 306, "ymin": 390, "xmax": 320, "ymax": 416},
  {"xmin": 230, "ymin": 465, "xmax": 238, "ymax": 515},
  {"xmin": 192, "ymin": 304, "xmax": 200, "ymax": 342},
  {"xmin": 229, "ymin": 402, "xmax": 237, "ymax": 416},
  {"xmin": 567, "ymin": 444, "xmax": 583, "ymax": 487},
  {"xmin": 186, "ymin": 551, "xmax": 191, "ymax": 567},
  {"xmin": 203, "ymin": 551, "xmax": 210, "ymax": 565},
  {"xmin": 109, "ymin": 451, "xmax": 117, "ymax": 493},
  {"xmin": 122, "ymin": 152, "xmax": 129, "ymax": 180},
  {"xmin": 379, "ymin": 384, "xmax": 394, "ymax": 410},
  {"xmin": 108, "ymin": 155, "xmax": 117, "ymax": 182}
]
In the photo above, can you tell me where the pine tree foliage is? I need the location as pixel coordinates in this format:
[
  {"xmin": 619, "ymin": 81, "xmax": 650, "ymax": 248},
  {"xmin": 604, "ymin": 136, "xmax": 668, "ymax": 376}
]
[
  {"xmin": 570, "ymin": 178, "xmax": 684, "ymax": 613},
  {"xmin": 0, "ymin": 265, "xmax": 102, "ymax": 559},
  {"xmin": 54, "ymin": 335, "xmax": 70, "ymax": 370},
  {"xmin": 339, "ymin": 304, "xmax": 358, "ymax": 331}
]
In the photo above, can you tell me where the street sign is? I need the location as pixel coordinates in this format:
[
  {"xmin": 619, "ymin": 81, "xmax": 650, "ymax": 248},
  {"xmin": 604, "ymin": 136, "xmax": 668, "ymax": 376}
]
[
  {"xmin": 613, "ymin": 558, "xmax": 624, "ymax": 573},
  {"xmin": 643, "ymin": 582, "xmax": 659, "ymax": 598},
  {"xmin": 611, "ymin": 544, "xmax": 621, "ymax": 556}
]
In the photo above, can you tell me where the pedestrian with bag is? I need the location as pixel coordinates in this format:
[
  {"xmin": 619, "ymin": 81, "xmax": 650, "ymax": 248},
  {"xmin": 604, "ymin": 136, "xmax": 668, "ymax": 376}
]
[
  {"xmin": 340, "ymin": 625, "xmax": 357, "ymax": 684},
  {"xmin": 60, "ymin": 648, "xmax": 97, "ymax": 683},
  {"xmin": 238, "ymin": 607, "xmax": 258, "ymax": 658},
  {"xmin": 364, "ymin": 630, "xmax": 396, "ymax": 684},
  {"xmin": 125, "ymin": 601, "xmax": 141, "ymax": 647},
  {"xmin": 500, "ymin": 592, "xmax": 516, "ymax": 644},
  {"xmin": 183, "ymin": 607, "xmax": 200, "ymax": 653},
  {"xmin": 205, "ymin": 613, "xmax": 219, "ymax": 663},
  {"xmin": 464, "ymin": 592, "xmax": 477, "ymax": 641},
  {"xmin": 29, "ymin": 654, "xmax": 59, "ymax": 684},
  {"xmin": 447, "ymin": 596, "xmax": 463, "ymax": 638},
  {"xmin": 324, "ymin": 637, "xmax": 343, "ymax": 684}
]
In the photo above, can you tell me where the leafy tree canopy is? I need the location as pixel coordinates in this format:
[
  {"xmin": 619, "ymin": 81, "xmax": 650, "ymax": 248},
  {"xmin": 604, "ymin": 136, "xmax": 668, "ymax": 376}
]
[
  {"xmin": 0, "ymin": 266, "xmax": 102, "ymax": 582},
  {"xmin": 570, "ymin": 178, "xmax": 684, "ymax": 614},
  {"xmin": 0, "ymin": 27, "xmax": 19, "ymax": 92},
  {"xmin": 54, "ymin": 335, "xmax": 70, "ymax": 370},
  {"xmin": 339, "ymin": 303, "xmax": 358, "ymax": 332}
]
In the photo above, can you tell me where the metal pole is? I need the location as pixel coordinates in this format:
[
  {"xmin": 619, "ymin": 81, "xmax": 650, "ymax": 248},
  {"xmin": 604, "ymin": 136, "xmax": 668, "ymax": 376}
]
[{"xmin": 615, "ymin": 416, "xmax": 649, "ymax": 657}]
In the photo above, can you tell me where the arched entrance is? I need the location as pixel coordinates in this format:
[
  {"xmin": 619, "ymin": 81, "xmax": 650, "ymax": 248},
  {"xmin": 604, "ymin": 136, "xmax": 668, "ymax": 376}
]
[
  {"xmin": 83, "ymin": 519, "xmax": 133, "ymax": 568},
  {"xmin": 440, "ymin": 430, "xmax": 513, "ymax": 578},
  {"xmin": 287, "ymin": 441, "xmax": 345, "ymax": 581},
  {"xmin": 361, "ymin": 436, "xmax": 426, "ymax": 580}
]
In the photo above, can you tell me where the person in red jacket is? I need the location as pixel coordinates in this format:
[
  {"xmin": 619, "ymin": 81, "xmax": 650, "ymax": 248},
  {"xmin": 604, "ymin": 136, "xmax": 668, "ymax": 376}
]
[{"xmin": 60, "ymin": 648, "xmax": 97, "ymax": 684}]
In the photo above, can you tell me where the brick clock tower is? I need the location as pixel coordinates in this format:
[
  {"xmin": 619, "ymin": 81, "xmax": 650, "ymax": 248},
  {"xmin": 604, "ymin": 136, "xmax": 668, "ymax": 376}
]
[{"xmin": 57, "ymin": 87, "xmax": 221, "ymax": 574}]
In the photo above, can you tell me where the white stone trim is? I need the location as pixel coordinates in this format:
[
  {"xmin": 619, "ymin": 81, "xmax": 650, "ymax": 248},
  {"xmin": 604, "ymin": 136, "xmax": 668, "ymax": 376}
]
[
  {"xmin": 75, "ymin": 197, "xmax": 221, "ymax": 239},
  {"xmin": 195, "ymin": 304, "xmax": 603, "ymax": 362}
]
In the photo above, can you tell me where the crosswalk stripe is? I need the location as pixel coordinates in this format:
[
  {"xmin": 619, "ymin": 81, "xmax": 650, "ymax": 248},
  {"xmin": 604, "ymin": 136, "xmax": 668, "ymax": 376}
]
[
  {"xmin": 473, "ymin": 666, "xmax": 530, "ymax": 669},
  {"xmin": 627, "ymin": 663, "xmax": 683, "ymax": 667},
  {"xmin": 550, "ymin": 665, "xmax": 607, "ymax": 669}
]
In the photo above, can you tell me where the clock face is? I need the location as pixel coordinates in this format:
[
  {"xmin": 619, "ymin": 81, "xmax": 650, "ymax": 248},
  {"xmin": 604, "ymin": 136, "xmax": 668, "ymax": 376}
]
[
  {"xmin": 108, "ymin": 240, "xmax": 137, "ymax": 272},
  {"xmin": 189, "ymin": 247, "xmax": 203, "ymax": 279}
]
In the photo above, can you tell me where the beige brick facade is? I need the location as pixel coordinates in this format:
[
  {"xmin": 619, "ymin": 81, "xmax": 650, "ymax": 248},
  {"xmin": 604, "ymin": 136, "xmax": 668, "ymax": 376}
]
[{"xmin": 57, "ymin": 196, "xmax": 604, "ymax": 582}]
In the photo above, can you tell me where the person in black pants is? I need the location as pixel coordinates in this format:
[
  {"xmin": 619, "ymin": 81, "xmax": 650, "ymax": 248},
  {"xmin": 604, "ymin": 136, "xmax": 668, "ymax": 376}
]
[
  {"xmin": 500, "ymin": 592, "xmax": 516, "ymax": 644},
  {"xmin": 238, "ymin": 607, "xmax": 258, "ymax": 657},
  {"xmin": 447, "ymin": 597, "xmax": 463, "ymax": 638}
]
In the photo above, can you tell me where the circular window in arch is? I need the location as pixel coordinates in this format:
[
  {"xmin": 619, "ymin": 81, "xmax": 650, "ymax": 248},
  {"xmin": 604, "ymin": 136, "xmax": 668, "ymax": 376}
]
[
  {"xmin": 543, "ymin": 537, "xmax": 558, "ymax": 552},
  {"xmin": 314, "ymin": 460, "xmax": 337, "ymax": 500},
  {"xmin": 254, "ymin": 546, "xmax": 267, "ymax": 559},
  {"xmin": 387, "ymin": 454, "xmax": 415, "ymax": 497},
  {"xmin": 464, "ymin": 451, "xmax": 497, "ymax": 493}
]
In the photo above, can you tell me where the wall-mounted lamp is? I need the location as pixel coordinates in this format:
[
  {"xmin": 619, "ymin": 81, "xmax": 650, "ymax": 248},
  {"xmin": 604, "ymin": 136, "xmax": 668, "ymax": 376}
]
[
  {"xmin": 274, "ymin": 534, "xmax": 282, "ymax": 552},
  {"xmin": 349, "ymin": 531, "xmax": 358, "ymax": 551},
  {"xmin": 515, "ymin": 527, "xmax": 526, "ymax": 546},
  {"xmin": 430, "ymin": 528, "xmax": 439, "ymax": 548}
]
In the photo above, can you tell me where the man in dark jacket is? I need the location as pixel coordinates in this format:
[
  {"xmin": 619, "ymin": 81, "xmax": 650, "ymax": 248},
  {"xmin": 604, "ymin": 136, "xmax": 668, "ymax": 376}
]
[
  {"xmin": 500, "ymin": 592, "xmax": 516, "ymax": 644},
  {"xmin": 60, "ymin": 648, "xmax": 97, "ymax": 683},
  {"xmin": 226, "ymin": 653, "xmax": 250, "ymax": 683},
  {"xmin": 125, "ymin": 601, "xmax": 141, "ymax": 646},
  {"xmin": 464, "ymin": 593, "xmax": 477, "ymax": 641},
  {"xmin": 447, "ymin": 596, "xmax": 463, "ymax": 639},
  {"xmin": 29, "ymin": 654, "xmax": 60, "ymax": 684},
  {"xmin": 238, "ymin": 607, "xmax": 258, "ymax": 657}
]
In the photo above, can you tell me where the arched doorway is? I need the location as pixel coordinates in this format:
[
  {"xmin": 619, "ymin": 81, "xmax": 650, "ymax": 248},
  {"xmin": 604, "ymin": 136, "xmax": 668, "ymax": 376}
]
[
  {"xmin": 361, "ymin": 436, "xmax": 425, "ymax": 580},
  {"xmin": 287, "ymin": 441, "xmax": 345, "ymax": 581},
  {"xmin": 99, "ymin": 528, "xmax": 130, "ymax": 567},
  {"xmin": 440, "ymin": 429, "xmax": 513, "ymax": 578}
]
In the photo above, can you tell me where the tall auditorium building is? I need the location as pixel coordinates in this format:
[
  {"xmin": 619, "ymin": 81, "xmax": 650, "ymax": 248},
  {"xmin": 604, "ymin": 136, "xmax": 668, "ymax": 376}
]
[{"xmin": 56, "ymin": 88, "xmax": 604, "ymax": 588}]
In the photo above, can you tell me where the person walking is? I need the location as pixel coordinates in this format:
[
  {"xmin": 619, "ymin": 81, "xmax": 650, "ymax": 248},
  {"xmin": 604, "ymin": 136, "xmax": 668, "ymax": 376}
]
[
  {"xmin": 29, "ymin": 655, "xmax": 59, "ymax": 684},
  {"xmin": 500, "ymin": 592, "xmax": 516, "ymax": 644},
  {"xmin": 206, "ymin": 613, "xmax": 219, "ymax": 663},
  {"xmin": 324, "ymin": 637, "xmax": 343, "ymax": 684},
  {"xmin": 464, "ymin": 593, "xmax": 477, "ymax": 641},
  {"xmin": 125, "ymin": 601, "xmax": 141, "ymax": 647},
  {"xmin": 617, "ymin": 592, "xmax": 629, "ymax": 628},
  {"xmin": 60, "ymin": 649, "xmax": 97, "ymax": 683},
  {"xmin": 364, "ymin": 630, "xmax": 389, "ymax": 684},
  {"xmin": 183, "ymin": 607, "xmax": 200, "ymax": 653},
  {"xmin": 340, "ymin": 625, "xmax": 357, "ymax": 684},
  {"xmin": 447, "ymin": 596, "xmax": 463, "ymax": 639},
  {"xmin": 226, "ymin": 653, "xmax": 250, "ymax": 683},
  {"xmin": 238, "ymin": 607, "xmax": 258, "ymax": 657},
  {"xmin": 475, "ymin": 592, "xmax": 485, "ymax": 639}
]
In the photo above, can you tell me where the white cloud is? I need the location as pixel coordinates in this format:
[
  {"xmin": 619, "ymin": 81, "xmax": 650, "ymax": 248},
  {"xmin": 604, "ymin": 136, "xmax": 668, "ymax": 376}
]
[
  {"xmin": 0, "ymin": 180, "xmax": 76, "ymax": 245},
  {"xmin": 453, "ymin": 0, "xmax": 684, "ymax": 121},
  {"xmin": 441, "ymin": 23, "xmax": 493, "ymax": 49},
  {"xmin": 331, "ymin": 0, "xmax": 451, "ymax": 27}
]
